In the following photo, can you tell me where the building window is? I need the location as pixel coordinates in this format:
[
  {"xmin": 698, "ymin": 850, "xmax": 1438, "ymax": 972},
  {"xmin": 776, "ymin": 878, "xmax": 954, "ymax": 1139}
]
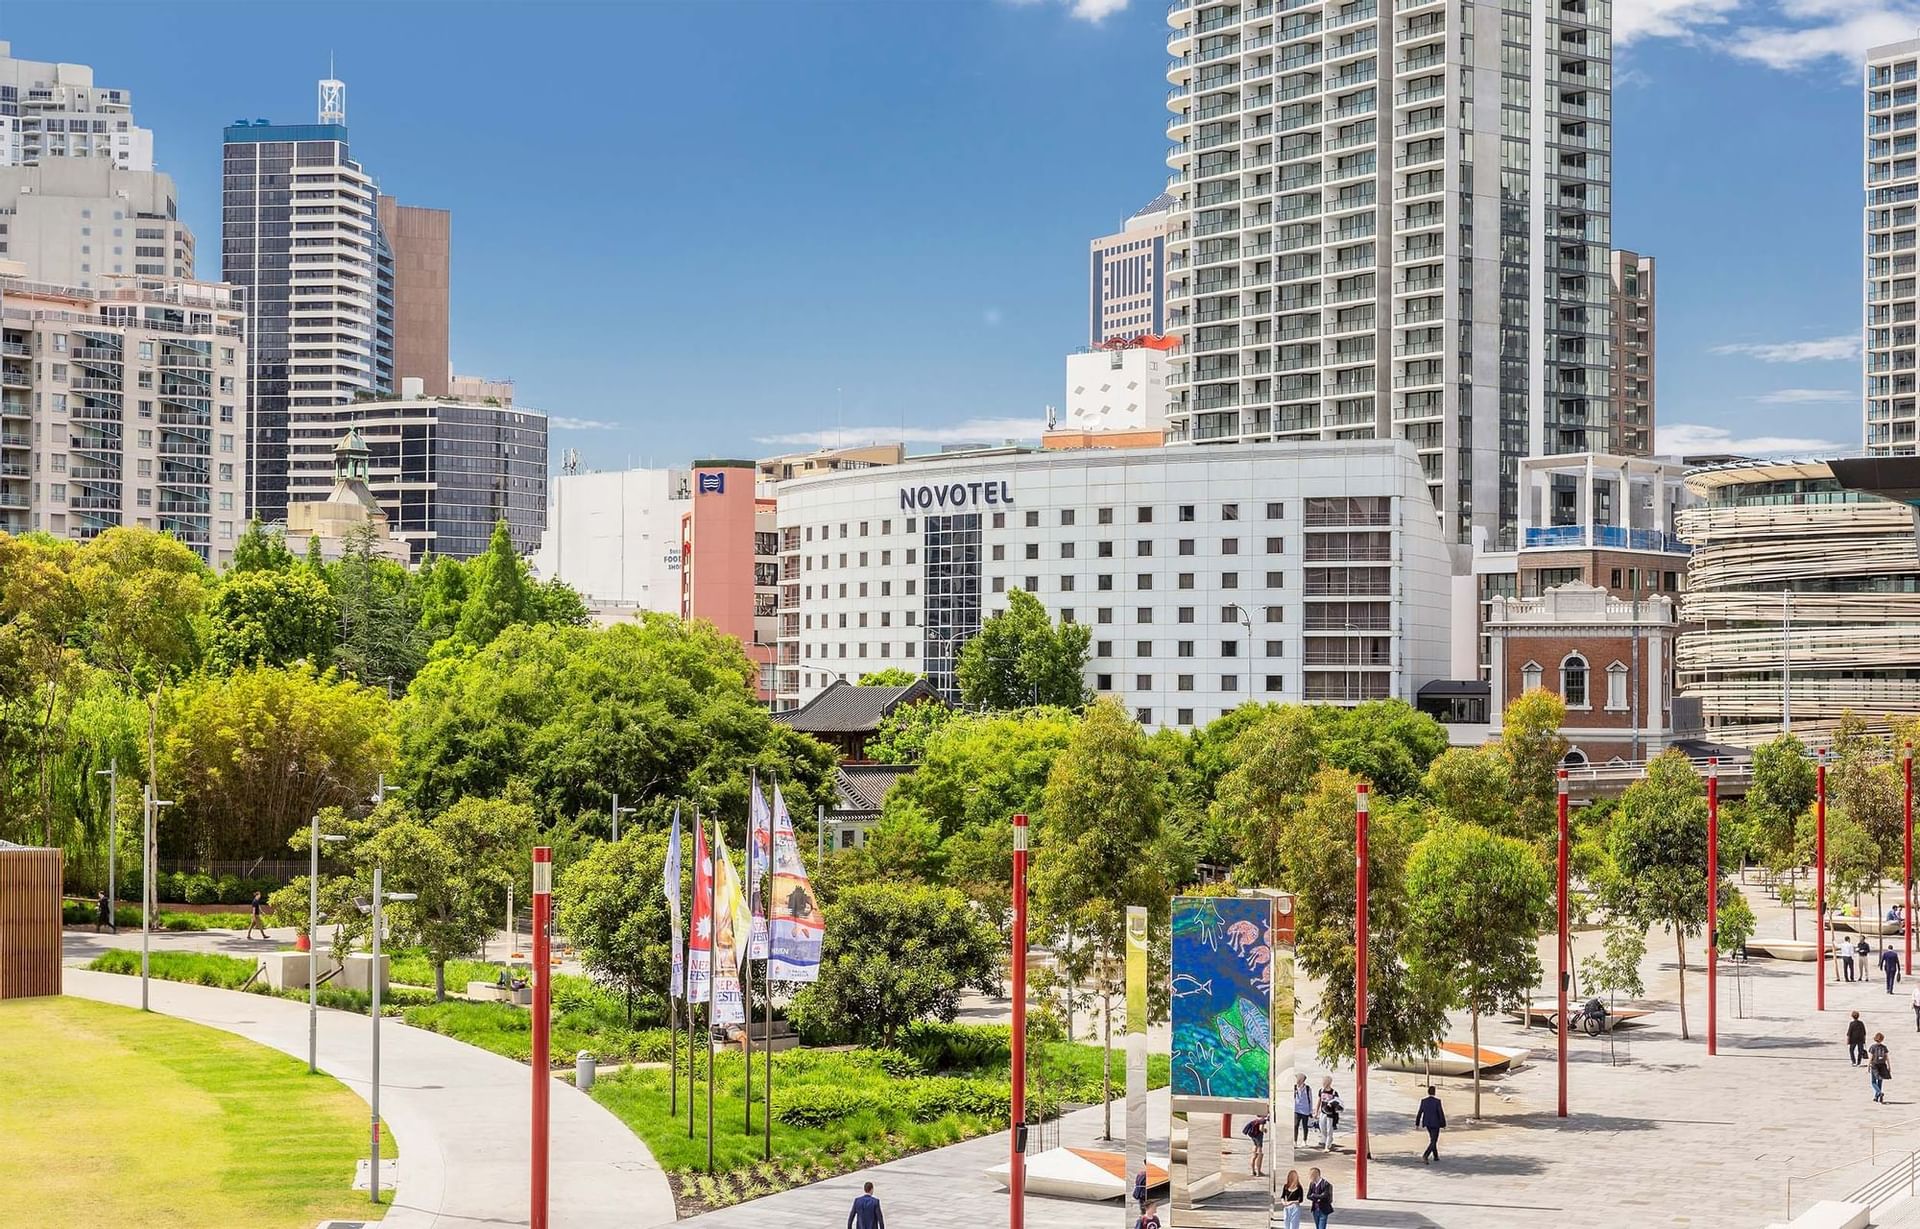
[
  {"xmin": 1221, "ymin": 674, "xmax": 1239, "ymax": 692},
  {"xmin": 1098, "ymin": 607, "xmax": 1115, "ymax": 623},
  {"xmin": 1222, "ymin": 503, "xmax": 1239, "ymax": 521},
  {"xmin": 1266, "ymin": 537, "xmax": 1285, "ymax": 553},
  {"xmin": 1098, "ymin": 541, "xmax": 1114, "ymax": 558},
  {"xmin": 1222, "ymin": 641, "xmax": 1239, "ymax": 657},
  {"xmin": 993, "ymin": 545, "xmax": 1005, "ymax": 561},
  {"xmin": 1266, "ymin": 501, "xmax": 1284, "ymax": 519},
  {"xmin": 1137, "ymin": 574, "xmax": 1153, "ymax": 591},
  {"xmin": 1096, "ymin": 640, "xmax": 1113, "ymax": 656},
  {"xmin": 1179, "ymin": 539, "xmax": 1195, "ymax": 555},
  {"xmin": 1178, "ymin": 674, "xmax": 1195, "ymax": 691},
  {"xmin": 1061, "ymin": 510, "xmax": 1076, "ymax": 526},
  {"xmin": 1178, "ymin": 708, "xmax": 1194, "ymax": 725},
  {"xmin": 1264, "ymin": 606, "xmax": 1283, "ymax": 622},
  {"xmin": 1222, "ymin": 572, "xmax": 1239, "ymax": 589},
  {"xmin": 1266, "ymin": 675, "xmax": 1284, "ymax": 692},
  {"xmin": 1178, "ymin": 607, "xmax": 1195, "ymax": 623},
  {"xmin": 1138, "ymin": 540, "xmax": 1154, "ymax": 557},
  {"xmin": 1178, "ymin": 505, "xmax": 1195, "ymax": 522},
  {"xmin": 1025, "ymin": 510, "xmax": 1039, "ymax": 528},
  {"xmin": 1222, "ymin": 538, "xmax": 1239, "ymax": 555},
  {"xmin": 1266, "ymin": 640, "xmax": 1284, "ymax": 657},
  {"xmin": 1561, "ymin": 654, "xmax": 1589, "ymax": 708},
  {"xmin": 1025, "ymin": 543, "xmax": 1039, "ymax": 560},
  {"xmin": 1061, "ymin": 542, "xmax": 1076, "ymax": 559},
  {"xmin": 1137, "ymin": 708, "xmax": 1151, "ymax": 724},
  {"xmin": 1522, "ymin": 660, "xmax": 1543, "ymax": 692},
  {"xmin": 1098, "ymin": 674, "xmax": 1113, "ymax": 690},
  {"xmin": 1179, "ymin": 573, "xmax": 1195, "ymax": 589},
  {"xmin": 1607, "ymin": 662, "xmax": 1628, "ymax": 711},
  {"xmin": 1137, "ymin": 507, "xmax": 1153, "ymax": 523},
  {"xmin": 1098, "ymin": 575, "xmax": 1114, "ymax": 590},
  {"xmin": 1061, "ymin": 576, "xmax": 1076, "ymax": 592},
  {"xmin": 1137, "ymin": 607, "xmax": 1154, "ymax": 623},
  {"xmin": 1099, "ymin": 507, "xmax": 1114, "ymax": 524},
  {"xmin": 1136, "ymin": 675, "xmax": 1152, "ymax": 690}
]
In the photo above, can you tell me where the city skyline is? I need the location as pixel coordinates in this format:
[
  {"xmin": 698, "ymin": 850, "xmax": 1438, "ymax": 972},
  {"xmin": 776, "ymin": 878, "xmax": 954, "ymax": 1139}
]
[{"xmin": 0, "ymin": 0, "xmax": 1891, "ymax": 468}]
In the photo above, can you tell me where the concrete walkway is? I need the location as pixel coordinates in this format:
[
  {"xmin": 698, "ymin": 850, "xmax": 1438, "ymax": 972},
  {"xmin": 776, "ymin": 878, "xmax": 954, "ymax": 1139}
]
[{"xmin": 66, "ymin": 969, "xmax": 675, "ymax": 1229}]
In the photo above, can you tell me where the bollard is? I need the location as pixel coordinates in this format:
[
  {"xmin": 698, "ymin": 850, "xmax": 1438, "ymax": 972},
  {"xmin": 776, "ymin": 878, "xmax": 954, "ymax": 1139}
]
[{"xmin": 576, "ymin": 1051, "xmax": 596, "ymax": 1092}]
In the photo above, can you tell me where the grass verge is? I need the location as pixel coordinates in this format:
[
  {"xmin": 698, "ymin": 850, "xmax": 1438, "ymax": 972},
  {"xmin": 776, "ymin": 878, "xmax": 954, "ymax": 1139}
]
[
  {"xmin": 0, "ymin": 996, "xmax": 393, "ymax": 1229},
  {"xmin": 84, "ymin": 949, "xmax": 435, "ymax": 1015}
]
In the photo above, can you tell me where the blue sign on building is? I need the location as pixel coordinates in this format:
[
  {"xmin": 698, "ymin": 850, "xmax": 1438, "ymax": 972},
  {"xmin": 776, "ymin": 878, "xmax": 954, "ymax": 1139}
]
[{"xmin": 697, "ymin": 472, "xmax": 725, "ymax": 494}]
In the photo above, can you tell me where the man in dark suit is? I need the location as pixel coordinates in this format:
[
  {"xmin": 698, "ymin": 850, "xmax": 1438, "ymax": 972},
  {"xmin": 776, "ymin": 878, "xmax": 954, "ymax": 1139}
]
[
  {"xmin": 1416, "ymin": 1085, "xmax": 1447, "ymax": 1163},
  {"xmin": 1305, "ymin": 1167, "xmax": 1334, "ymax": 1229},
  {"xmin": 848, "ymin": 1181, "xmax": 884, "ymax": 1229}
]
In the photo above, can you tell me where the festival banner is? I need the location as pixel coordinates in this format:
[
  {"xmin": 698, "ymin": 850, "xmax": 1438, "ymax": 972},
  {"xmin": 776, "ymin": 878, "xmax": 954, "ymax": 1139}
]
[
  {"xmin": 710, "ymin": 822, "xmax": 753, "ymax": 1026},
  {"xmin": 687, "ymin": 812, "xmax": 713, "ymax": 1006},
  {"xmin": 1170, "ymin": 895, "xmax": 1274, "ymax": 1104},
  {"xmin": 767, "ymin": 783, "xmax": 824, "ymax": 982},
  {"xmin": 746, "ymin": 775, "xmax": 772, "ymax": 960},
  {"xmin": 663, "ymin": 805, "xmax": 685, "ymax": 1000}
]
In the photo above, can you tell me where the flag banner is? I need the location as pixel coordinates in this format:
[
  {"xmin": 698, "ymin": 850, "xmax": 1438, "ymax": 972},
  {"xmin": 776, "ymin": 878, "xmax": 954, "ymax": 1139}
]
[
  {"xmin": 747, "ymin": 776, "xmax": 772, "ymax": 960},
  {"xmin": 710, "ymin": 823, "xmax": 753, "ymax": 1026},
  {"xmin": 768, "ymin": 783, "xmax": 824, "ymax": 982},
  {"xmin": 664, "ymin": 805, "xmax": 685, "ymax": 1000},
  {"xmin": 687, "ymin": 813, "xmax": 713, "ymax": 1005}
]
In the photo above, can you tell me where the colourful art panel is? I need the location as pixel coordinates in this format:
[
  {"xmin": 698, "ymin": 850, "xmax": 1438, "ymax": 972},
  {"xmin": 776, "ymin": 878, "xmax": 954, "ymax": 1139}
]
[{"xmin": 1170, "ymin": 896, "xmax": 1274, "ymax": 1101}]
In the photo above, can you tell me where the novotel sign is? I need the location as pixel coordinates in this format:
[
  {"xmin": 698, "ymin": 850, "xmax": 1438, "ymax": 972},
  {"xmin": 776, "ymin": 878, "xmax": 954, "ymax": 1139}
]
[{"xmin": 898, "ymin": 480, "xmax": 1015, "ymax": 511}]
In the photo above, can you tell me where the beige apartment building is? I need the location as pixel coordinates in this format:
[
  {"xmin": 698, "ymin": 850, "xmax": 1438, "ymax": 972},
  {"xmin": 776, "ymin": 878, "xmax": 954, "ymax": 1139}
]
[
  {"xmin": 0, "ymin": 270, "xmax": 247, "ymax": 566},
  {"xmin": 1610, "ymin": 250, "xmax": 1655, "ymax": 457}
]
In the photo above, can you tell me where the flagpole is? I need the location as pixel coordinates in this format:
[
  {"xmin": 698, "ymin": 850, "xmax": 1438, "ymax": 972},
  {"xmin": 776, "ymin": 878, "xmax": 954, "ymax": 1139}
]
[
  {"xmin": 669, "ymin": 808, "xmax": 681, "ymax": 1119},
  {"xmin": 688, "ymin": 807, "xmax": 699, "ymax": 1142},
  {"xmin": 707, "ymin": 813, "xmax": 717, "ymax": 1175},
  {"xmin": 744, "ymin": 772, "xmax": 756, "ymax": 1134},
  {"xmin": 763, "ymin": 777, "xmax": 776, "ymax": 1161}
]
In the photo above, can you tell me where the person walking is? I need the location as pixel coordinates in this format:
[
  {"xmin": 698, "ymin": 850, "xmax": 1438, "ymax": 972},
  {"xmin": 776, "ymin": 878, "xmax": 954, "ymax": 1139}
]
[
  {"xmin": 1870, "ymin": 1033, "xmax": 1893, "ymax": 1104},
  {"xmin": 95, "ymin": 890, "xmax": 114, "ymax": 935},
  {"xmin": 1134, "ymin": 1200, "xmax": 1162, "ymax": 1229},
  {"xmin": 1416, "ymin": 1084, "xmax": 1447, "ymax": 1163},
  {"xmin": 1317, "ymin": 1077, "xmax": 1343, "ymax": 1151},
  {"xmin": 1911, "ymin": 981, "xmax": 1920, "ymax": 1033},
  {"xmin": 1133, "ymin": 1168, "xmax": 1148, "ymax": 1212},
  {"xmin": 1280, "ymin": 1169, "xmax": 1306, "ymax": 1229},
  {"xmin": 1242, "ymin": 1112, "xmax": 1269, "ymax": 1175},
  {"xmin": 246, "ymin": 890, "xmax": 269, "ymax": 940},
  {"xmin": 1292, "ymin": 1073, "xmax": 1315, "ymax": 1146},
  {"xmin": 1850, "ymin": 1012, "xmax": 1869, "ymax": 1065},
  {"xmin": 1844, "ymin": 939, "xmax": 1858, "ymax": 983},
  {"xmin": 848, "ymin": 1181, "xmax": 884, "ymax": 1229},
  {"xmin": 1860, "ymin": 937, "xmax": 1875, "ymax": 983},
  {"xmin": 1306, "ymin": 1167, "xmax": 1334, "ymax": 1229},
  {"xmin": 1885, "ymin": 944, "xmax": 1904, "ymax": 994}
]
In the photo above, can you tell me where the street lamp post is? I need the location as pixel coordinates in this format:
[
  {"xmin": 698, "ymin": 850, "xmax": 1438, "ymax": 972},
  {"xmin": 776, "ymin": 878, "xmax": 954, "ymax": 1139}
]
[
  {"xmin": 1905, "ymin": 743, "xmax": 1914, "ymax": 974},
  {"xmin": 1817, "ymin": 747, "xmax": 1828, "ymax": 1013},
  {"xmin": 611, "ymin": 793, "xmax": 636, "ymax": 842},
  {"xmin": 1355, "ymin": 781, "xmax": 1370, "ymax": 1201},
  {"xmin": 1707, "ymin": 757, "xmax": 1719, "ymax": 1056},
  {"xmin": 368, "ymin": 867, "xmax": 416, "ymax": 1204},
  {"xmin": 309, "ymin": 821, "xmax": 347, "ymax": 1074},
  {"xmin": 1226, "ymin": 604, "xmax": 1255, "ymax": 694},
  {"xmin": 95, "ymin": 760, "xmax": 117, "ymax": 933},
  {"xmin": 1556, "ymin": 768, "xmax": 1569, "ymax": 1115},
  {"xmin": 141, "ymin": 784, "xmax": 173, "ymax": 1012}
]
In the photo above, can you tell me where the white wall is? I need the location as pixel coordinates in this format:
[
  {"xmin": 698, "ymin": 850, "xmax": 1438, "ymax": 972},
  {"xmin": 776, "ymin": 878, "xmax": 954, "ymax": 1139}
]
[
  {"xmin": 1063, "ymin": 348, "xmax": 1169, "ymax": 433},
  {"xmin": 531, "ymin": 467, "xmax": 690, "ymax": 609}
]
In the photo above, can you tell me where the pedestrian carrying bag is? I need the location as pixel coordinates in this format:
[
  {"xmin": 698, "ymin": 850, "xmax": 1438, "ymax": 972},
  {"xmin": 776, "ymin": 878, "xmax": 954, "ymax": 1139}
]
[{"xmin": 1877, "ymin": 1056, "xmax": 1894, "ymax": 1081}]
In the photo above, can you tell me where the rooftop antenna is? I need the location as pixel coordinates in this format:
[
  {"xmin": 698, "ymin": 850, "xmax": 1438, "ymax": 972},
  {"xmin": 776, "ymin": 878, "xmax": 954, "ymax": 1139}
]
[{"xmin": 319, "ymin": 55, "xmax": 346, "ymax": 125}]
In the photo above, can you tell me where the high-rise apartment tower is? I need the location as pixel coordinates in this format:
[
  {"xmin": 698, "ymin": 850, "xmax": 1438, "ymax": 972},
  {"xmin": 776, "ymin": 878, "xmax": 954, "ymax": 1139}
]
[
  {"xmin": 1163, "ymin": 0, "xmax": 1613, "ymax": 554},
  {"xmin": 1866, "ymin": 40, "xmax": 1920, "ymax": 455},
  {"xmin": 222, "ymin": 77, "xmax": 392, "ymax": 523},
  {"xmin": 1609, "ymin": 249, "xmax": 1653, "ymax": 457}
]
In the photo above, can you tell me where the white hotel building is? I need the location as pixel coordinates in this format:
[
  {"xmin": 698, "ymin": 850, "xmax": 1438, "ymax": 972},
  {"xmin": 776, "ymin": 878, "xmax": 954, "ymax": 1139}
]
[{"xmin": 774, "ymin": 441, "xmax": 1451, "ymax": 728}]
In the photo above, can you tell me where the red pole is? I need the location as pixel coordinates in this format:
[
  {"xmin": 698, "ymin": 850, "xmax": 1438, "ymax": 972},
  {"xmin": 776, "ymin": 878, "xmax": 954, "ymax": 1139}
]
[
  {"xmin": 1010, "ymin": 813, "xmax": 1029, "ymax": 1229},
  {"xmin": 1905, "ymin": 744, "xmax": 1913, "ymax": 974},
  {"xmin": 1817, "ymin": 749, "xmax": 1828, "ymax": 1014},
  {"xmin": 1707, "ymin": 757, "xmax": 1719, "ymax": 1057},
  {"xmin": 532, "ymin": 846, "xmax": 552, "ymax": 1229},
  {"xmin": 1556, "ymin": 768, "xmax": 1569, "ymax": 1115},
  {"xmin": 1355, "ymin": 781, "xmax": 1369, "ymax": 1202}
]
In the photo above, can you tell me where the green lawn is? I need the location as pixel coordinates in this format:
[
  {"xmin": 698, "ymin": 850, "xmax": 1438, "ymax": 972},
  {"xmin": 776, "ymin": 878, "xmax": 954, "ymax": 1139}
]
[
  {"xmin": 85, "ymin": 949, "xmax": 436, "ymax": 1015},
  {"xmin": 0, "ymin": 996, "xmax": 393, "ymax": 1229},
  {"xmin": 591, "ymin": 1022, "xmax": 1172, "ymax": 1212}
]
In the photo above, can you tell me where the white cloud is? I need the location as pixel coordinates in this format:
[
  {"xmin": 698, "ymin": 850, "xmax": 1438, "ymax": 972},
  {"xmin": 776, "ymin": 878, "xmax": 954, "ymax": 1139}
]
[
  {"xmin": 1656, "ymin": 422, "xmax": 1848, "ymax": 456},
  {"xmin": 1711, "ymin": 334, "xmax": 1860, "ymax": 362},
  {"xmin": 1724, "ymin": 0, "xmax": 1920, "ymax": 69},
  {"xmin": 756, "ymin": 416, "xmax": 1045, "ymax": 449},
  {"xmin": 983, "ymin": 308, "xmax": 1005, "ymax": 327},
  {"xmin": 1003, "ymin": 0, "xmax": 1130, "ymax": 22},
  {"xmin": 549, "ymin": 416, "xmax": 621, "ymax": 430},
  {"xmin": 1616, "ymin": 0, "xmax": 1920, "ymax": 69},
  {"xmin": 1614, "ymin": 0, "xmax": 1743, "ymax": 44},
  {"xmin": 1753, "ymin": 387, "xmax": 1857, "ymax": 403}
]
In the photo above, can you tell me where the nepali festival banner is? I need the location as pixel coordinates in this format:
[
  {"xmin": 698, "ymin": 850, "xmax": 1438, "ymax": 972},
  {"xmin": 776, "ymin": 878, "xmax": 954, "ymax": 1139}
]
[
  {"xmin": 1170, "ymin": 895, "xmax": 1275, "ymax": 1102},
  {"xmin": 767, "ymin": 783, "xmax": 823, "ymax": 982},
  {"xmin": 709, "ymin": 823, "xmax": 753, "ymax": 1027},
  {"xmin": 747, "ymin": 776, "xmax": 772, "ymax": 960},
  {"xmin": 687, "ymin": 814, "xmax": 713, "ymax": 1007},
  {"xmin": 664, "ymin": 805, "xmax": 685, "ymax": 999}
]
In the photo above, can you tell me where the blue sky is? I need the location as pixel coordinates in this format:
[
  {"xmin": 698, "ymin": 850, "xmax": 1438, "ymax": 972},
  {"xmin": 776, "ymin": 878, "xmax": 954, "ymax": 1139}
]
[{"xmin": 1, "ymin": 0, "xmax": 1899, "ymax": 463}]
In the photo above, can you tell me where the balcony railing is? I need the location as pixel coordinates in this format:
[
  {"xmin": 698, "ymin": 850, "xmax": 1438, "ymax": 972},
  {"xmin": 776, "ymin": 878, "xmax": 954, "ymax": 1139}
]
[{"xmin": 1522, "ymin": 524, "xmax": 1690, "ymax": 553}]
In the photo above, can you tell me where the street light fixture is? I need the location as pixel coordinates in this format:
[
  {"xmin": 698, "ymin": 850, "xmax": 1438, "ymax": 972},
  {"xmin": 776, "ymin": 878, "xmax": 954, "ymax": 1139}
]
[
  {"xmin": 365, "ymin": 867, "xmax": 416, "ymax": 1205},
  {"xmin": 309, "ymin": 822, "xmax": 349, "ymax": 1074},
  {"xmin": 1225, "ymin": 603, "xmax": 1255, "ymax": 694},
  {"xmin": 610, "ymin": 793, "xmax": 637, "ymax": 842},
  {"xmin": 141, "ymin": 785, "xmax": 173, "ymax": 1012}
]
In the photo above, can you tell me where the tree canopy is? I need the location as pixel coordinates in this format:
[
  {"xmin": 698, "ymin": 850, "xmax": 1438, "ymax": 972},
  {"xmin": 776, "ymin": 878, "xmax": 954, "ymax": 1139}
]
[{"xmin": 955, "ymin": 589, "xmax": 1091, "ymax": 710}]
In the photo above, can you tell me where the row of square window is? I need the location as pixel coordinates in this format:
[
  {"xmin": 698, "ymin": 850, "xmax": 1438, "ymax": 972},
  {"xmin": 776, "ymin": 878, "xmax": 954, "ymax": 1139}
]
[
  {"xmin": 801, "ymin": 501, "xmax": 1288, "ymax": 541},
  {"xmin": 805, "ymin": 537, "xmax": 1287, "ymax": 572},
  {"xmin": 798, "ymin": 605, "xmax": 1287, "ymax": 643},
  {"xmin": 40, "ymin": 485, "xmax": 237, "ymax": 511},
  {"xmin": 36, "ymin": 453, "xmax": 237, "ymax": 483},
  {"xmin": 987, "ymin": 572, "xmax": 1288, "ymax": 593},
  {"xmin": 33, "ymin": 393, "xmax": 237, "ymax": 421}
]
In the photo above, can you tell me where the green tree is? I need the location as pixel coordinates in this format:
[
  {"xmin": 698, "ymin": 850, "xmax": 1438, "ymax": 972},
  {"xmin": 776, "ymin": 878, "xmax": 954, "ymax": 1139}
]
[
  {"xmin": 0, "ymin": 532, "xmax": 83, "ymax": 843},
  {"xmin": 1312, "ymin": 701, "xmax": 1449, "ymax": 798},
  {"xmin": 1597, "ymin": 750, "xmax": 1709, "ymax": 1040},
  {"xmin": 1747, "ymin": 733, "xmax": 1815, "ymax": 864},
  {"xmin": 863, "ymin": 698, "xmax": 955, "ymax": 764},
  {"xmin": 556, "ymin": 828, "xmax": 676, "ymax": 1023},
  {"xmin": 836, "ymin": 801, "xmax": 945, "ymax": 886},
  {"xmin": 882, "ymin": 707, "xmax": 1078, "ymax": 840},
  {"xmin": 1034, "ymin": 699, "xmax": 1187, "ymax": 1133},
  {"xmin": 1406, "ymin": 821, "xmax": 1553, "ymax": 1116},
  {"xmin": 1716, "ymin": 887, "xmax": 1757, "ymax": 955},
  {"xmin": 1422, "ymin": 746, "xmax": 1520, "ymax": 834},
  {"xmin": 452, "ymin": 521, "xmax": 533, "ymax": 648},
  {"xmin": 1209, "ymin": 706, "xmax": 1322, "ymax": 886},
  {"xmin": 789, "ymin": 881, "xmax": 1000, "ymax": 1046},
  {"xmin": 955, "ymin": 588, "xmax": 1090, "ymax": 710},
  {"xmin": 1495, "ymin": 689, "xmax": 1570, "ymax": 848},
  {"xmin": 1279, "ymin": 767, "xmax": 1449, "ymax": 1065},
  {"xmin": 396, "ymin": 617, "xmax": 835, "ymax": 826},
  {"xmin": 353, "ymin": 795, "xmax": 534, "ymax": 1000},
  {"xmin": 414, "ymin": 553, "xmax": 470, "ymax": 648},
  {"xmin": 160, "ymin": 664, "xmax": 393, "ymax": 861},
  {"xmin": 70, "ymin": 526, "xmax": 208, "ymax": 686},
  {"xmin": 1578, "ymin": 924, "xmax": 1646, "ymax": 1065},
  {"xmin": 329, "ymin": 524, "xmax": 426, "ymax": 692},
  {"xmin": 231, "ymin": 519, "xmax": 295, "ymax": 573},
  {"xmin": 206, "ymin": 567, "xmax": 339, "ymax": 672},
  {"xmin": 855, "ymin": 668, "xmax": 920, "ymax": 687}
]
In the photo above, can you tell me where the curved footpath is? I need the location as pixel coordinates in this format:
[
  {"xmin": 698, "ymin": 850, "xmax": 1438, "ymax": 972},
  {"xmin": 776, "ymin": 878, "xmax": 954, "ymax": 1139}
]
[{"xmin": 65, "ymin": 969, "xmax": 678, "ymax": 1229}]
